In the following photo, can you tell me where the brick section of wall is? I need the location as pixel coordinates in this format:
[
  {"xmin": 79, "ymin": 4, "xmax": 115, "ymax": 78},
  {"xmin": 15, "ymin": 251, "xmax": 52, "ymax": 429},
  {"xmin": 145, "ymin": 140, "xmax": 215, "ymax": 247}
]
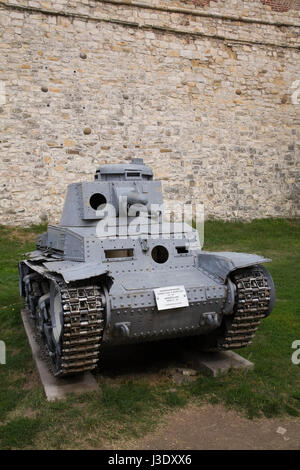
[{"xmin": 260, "ymin": 1, "xmax": 300, "ymax": 12}]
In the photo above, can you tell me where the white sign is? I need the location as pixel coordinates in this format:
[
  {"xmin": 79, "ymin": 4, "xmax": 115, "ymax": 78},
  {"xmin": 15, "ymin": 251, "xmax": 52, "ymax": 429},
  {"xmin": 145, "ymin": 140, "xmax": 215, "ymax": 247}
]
[{"xmin": 154, "ymin": 285, "xmax": 189, "ymax": 311}]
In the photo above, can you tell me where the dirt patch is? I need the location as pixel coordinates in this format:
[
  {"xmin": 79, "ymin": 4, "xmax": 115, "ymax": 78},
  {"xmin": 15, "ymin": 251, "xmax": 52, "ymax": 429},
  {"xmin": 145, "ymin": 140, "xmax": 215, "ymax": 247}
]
[
  {"xmin": 22, "ymin": 368, "xmax": 41, "ymax": 390},
  {"xmin": 108, "ymin": 403, "xmax": 300, "ymax": 450},
  {"xmin": 8, "ymin": 228, "xmax": 37, "ymax": 244},
  {"xmin": 11, "ymin": 348, "xmax": 21, "ymax": 357},
  {"xmin": 23, "ymin": 408, "xmax": 38, "ymax": 419},
  {"xmin": 100, "ymin": 372, "xmax": 170, "ymax": 387}
]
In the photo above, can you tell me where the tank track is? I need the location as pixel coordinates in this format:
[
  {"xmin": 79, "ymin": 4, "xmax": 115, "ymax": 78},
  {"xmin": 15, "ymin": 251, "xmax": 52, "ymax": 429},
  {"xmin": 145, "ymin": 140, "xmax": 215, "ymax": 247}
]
[
  {"xmin": 24, "ymin": 271, "xmax": 105, "ymax": 376},
  {"xmin": 218, "ymin": 266, "xmax": 272, "ymax": 350},
  {"xmin": 55, "ymin": 282, "xmax": 105, "ymax": 376}
]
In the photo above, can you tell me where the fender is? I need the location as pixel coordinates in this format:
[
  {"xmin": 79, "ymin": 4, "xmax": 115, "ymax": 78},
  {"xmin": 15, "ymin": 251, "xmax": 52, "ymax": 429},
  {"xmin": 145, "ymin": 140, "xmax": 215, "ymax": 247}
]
[
  {"xmin": 43, "ymin": 260, "xmax": 109, "ymax": 283},
  {"xmin": 197, "ymin": 251, "xmax": 271, "ymax": 282}
]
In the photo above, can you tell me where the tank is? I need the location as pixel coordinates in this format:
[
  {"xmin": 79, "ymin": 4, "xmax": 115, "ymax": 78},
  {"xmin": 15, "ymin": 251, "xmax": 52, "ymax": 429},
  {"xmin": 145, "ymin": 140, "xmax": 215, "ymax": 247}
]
[{"xmin": 19, "ymin": 158, "xmax": 275, "ymax": 376}]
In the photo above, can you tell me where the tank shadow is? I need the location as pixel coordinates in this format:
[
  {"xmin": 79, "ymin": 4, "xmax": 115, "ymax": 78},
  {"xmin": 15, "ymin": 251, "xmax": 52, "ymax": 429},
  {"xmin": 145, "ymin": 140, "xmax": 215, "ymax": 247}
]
[{"xmin": 98, "ymin": 337, "xmax": 201, "ymax": 380}]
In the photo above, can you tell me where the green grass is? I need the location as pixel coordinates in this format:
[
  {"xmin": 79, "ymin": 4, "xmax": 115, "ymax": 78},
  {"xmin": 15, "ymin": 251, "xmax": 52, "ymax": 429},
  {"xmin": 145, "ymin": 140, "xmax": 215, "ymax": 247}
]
[{"xmin": 0, "ymin": 220, "xmax": 299, "ymax": 448}]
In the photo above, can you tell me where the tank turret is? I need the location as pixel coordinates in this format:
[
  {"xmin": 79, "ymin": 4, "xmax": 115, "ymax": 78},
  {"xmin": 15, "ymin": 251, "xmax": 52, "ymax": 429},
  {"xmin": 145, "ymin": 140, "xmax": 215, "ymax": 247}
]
[{"xmin": 59, "ymin": 158, "xmax": 163, "ymax": 227}]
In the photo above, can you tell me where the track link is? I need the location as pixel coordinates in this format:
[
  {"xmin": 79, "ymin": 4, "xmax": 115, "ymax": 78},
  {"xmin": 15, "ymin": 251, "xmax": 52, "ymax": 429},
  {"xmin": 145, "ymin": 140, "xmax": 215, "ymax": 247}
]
[
  {"xmin": 56, "ymin": 283, "xmax": 105, "ymax": 376},
  {"xmin": 218, "ymin": 266, "xmax": 272, "ymax": 350}
]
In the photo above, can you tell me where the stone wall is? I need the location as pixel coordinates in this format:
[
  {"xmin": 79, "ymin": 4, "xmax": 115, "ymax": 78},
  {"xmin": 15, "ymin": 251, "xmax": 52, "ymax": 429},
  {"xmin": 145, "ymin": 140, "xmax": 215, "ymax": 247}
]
[{"xmin": 0, "ymin": 0, "xmax": 299, "ymax": 225}]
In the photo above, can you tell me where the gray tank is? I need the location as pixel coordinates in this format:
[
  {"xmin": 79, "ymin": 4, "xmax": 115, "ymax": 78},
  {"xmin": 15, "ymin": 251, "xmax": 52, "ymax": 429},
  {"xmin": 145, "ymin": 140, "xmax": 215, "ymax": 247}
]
[{"xmin": 19, "ymin": 159, "xmax": 275, "ymax": 377}]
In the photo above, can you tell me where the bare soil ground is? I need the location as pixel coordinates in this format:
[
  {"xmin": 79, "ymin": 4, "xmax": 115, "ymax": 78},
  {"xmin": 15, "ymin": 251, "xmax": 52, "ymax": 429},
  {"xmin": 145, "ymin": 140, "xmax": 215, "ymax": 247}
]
[{"xmin": 111, "ymin": 403, "xmax": 300, "ymax": 450}]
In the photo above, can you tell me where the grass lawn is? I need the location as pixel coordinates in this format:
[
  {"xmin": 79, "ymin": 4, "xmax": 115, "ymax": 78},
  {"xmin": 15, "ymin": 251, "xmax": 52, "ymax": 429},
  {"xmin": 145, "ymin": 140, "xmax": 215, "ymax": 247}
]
[{"xmin": 0, "ymin": 219, "xmax": 299, "ymax": 449}]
